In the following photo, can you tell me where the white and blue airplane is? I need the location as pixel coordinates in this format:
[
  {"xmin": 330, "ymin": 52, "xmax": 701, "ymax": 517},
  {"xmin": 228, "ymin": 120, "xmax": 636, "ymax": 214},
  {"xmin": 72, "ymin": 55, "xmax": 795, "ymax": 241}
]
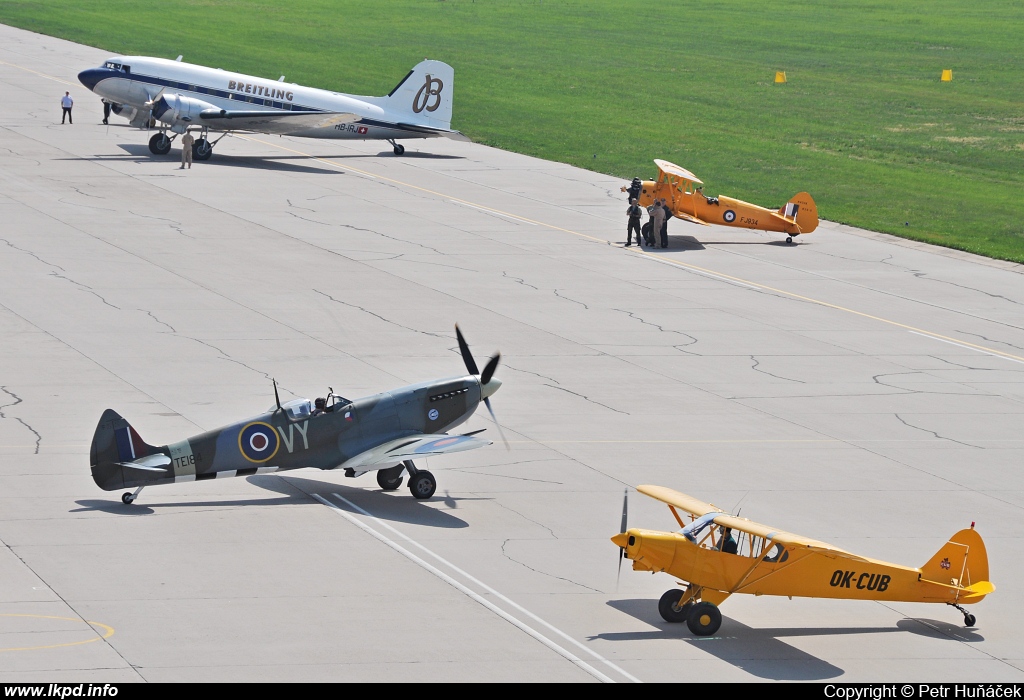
[{"xmin": 78, "ymin": 55, "xmax": 460, "ymax": 160}]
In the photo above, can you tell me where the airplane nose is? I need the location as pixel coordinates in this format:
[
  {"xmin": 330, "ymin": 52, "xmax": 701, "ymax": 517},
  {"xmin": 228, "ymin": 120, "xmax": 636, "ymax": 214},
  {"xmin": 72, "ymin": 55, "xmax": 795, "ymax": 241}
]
[
  {"xmin": 611, "ymin": 533, "xmax": 628, "ymax": 548},
  {"xmin": 480, "ymin": 377, "xmax": 501, "ymax": 400},
  {"xmin": 78, "ymin": 68, "xmax": 106, "ymax": 91}
]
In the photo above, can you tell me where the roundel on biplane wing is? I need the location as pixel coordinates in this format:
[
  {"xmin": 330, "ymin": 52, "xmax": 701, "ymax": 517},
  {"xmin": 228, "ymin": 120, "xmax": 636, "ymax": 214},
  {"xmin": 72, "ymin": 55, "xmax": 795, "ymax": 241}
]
[{"xmin": 239, "ymin": 421, "xmax": 280, "ymax": 463}]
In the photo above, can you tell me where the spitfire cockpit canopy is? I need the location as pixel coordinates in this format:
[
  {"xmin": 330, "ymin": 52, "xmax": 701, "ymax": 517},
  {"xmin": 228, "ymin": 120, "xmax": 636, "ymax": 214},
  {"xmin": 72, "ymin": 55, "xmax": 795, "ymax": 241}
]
[{"xmin": 281, "ymin": 398, "xmax": 312, "ymax": 420}]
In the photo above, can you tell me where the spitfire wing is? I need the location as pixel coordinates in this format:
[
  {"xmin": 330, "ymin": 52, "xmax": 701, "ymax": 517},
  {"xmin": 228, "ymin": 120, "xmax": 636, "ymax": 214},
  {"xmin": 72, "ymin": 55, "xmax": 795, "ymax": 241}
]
[
  {"xmin": 637, "ymin": 485, "xmax": 723, "ymax": 517},
  {"xmin": 654, "ymin": 159, "xmax": 703, "ymax": 185},
  {"xmin": 198, "ymin": 109, "xmax": 359, "ymax": 134},
  {"xmin": 339, "ymin": 434, "xmax": 492, "ymax": 471}
]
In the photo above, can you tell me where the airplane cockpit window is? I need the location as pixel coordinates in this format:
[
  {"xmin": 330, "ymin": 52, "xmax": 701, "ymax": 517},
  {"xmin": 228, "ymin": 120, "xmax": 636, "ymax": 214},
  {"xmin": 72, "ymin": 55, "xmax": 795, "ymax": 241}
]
[
  {"xmin": 763, "ymin": 542, "xmax": 789, "ymax": 563},
  {"xmin": 104, "ymin": 62, "xmax": 122, "ymax": 71},
  {"xmin": 679, "ymin": 512, "xmax": 723, "ymax": 544},
  {"xmin": 281, "ymin": 398, "xmax": 312, "ymax": 421}
]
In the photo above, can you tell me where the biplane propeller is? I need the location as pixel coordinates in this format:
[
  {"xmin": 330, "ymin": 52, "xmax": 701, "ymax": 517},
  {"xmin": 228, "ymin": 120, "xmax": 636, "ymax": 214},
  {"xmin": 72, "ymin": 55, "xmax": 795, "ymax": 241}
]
[
  {"xmin": 633, "ymin": 160, "xmax": 818, "ymax": 244},
  {"xmin": 612, "ymin": 486, "xmax": 994, "ymax": 636},
  {"xmin": 90, "ymin": 326, "xmax": 503, "ymax": 505}
]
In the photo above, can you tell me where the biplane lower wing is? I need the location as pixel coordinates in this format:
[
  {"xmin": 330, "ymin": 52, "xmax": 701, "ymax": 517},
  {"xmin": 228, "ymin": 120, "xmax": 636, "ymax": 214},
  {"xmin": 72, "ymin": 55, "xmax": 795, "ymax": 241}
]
[{"xmin": 674, "ymin": 211, "xmax": 711, "ymax": 226}]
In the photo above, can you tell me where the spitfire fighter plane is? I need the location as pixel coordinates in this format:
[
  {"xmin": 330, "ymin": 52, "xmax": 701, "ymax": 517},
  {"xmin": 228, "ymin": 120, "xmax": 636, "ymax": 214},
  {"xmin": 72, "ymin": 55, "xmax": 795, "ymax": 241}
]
[
  {"xmin": 634, "ymin": 160, "xmax": 818, "ymax": 244},
  {"xmin": 91, "ymin": 327, "xmax": 503, "ymax": 505},
  {"xmin": 77, "ymin": 55, "xmax": 461, "ymax": 160},
  {"xmin": 613, "ymin": 486, "xmax": 994, "ymax": 636}
]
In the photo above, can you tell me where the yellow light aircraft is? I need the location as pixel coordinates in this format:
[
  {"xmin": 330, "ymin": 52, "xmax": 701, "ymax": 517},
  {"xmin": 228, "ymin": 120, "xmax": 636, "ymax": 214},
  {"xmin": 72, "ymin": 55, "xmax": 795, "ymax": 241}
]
[
  {"xmin": 634, "ymin": 160, "xmax": 818, "ymax": 244},
  {"xmin": 612, "ymin": 486, "xmax": 994, "ymax": 636}
]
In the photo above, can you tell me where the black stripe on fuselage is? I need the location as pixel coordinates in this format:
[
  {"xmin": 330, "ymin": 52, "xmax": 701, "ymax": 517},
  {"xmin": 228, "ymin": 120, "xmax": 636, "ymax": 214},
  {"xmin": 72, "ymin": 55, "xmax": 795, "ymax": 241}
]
[
  {"xmin": 195, "ymin": 472, "xmax": 217, "ymax": 481},
  {"xmin": 236, "ymin": 467, "xmax": 258, "ymax": 477}
]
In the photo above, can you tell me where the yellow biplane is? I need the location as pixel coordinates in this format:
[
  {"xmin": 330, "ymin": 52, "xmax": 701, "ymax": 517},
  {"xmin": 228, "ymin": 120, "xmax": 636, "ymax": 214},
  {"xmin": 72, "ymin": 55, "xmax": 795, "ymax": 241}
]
[
  {"xmin": 634, "ymin": 160, "xmax": 818, "ymax": 244},
  {"xmin": 612, "ymin": 486, "xmax": 994, "ymax": 636}
]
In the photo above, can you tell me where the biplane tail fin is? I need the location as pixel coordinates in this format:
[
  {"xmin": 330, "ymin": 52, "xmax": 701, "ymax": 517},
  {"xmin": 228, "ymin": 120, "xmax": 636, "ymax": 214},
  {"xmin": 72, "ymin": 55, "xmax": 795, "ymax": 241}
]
[
  {"xmin": 920, "ymin": 527, "xmax": 991, "ymax": 596},
  {"xmin": 90, "ymin": 409, "xmax": 165, "ymax": 491},
  {"xmin": 779, "ymin": 192, "xmax": 818, "ymax": 234}
]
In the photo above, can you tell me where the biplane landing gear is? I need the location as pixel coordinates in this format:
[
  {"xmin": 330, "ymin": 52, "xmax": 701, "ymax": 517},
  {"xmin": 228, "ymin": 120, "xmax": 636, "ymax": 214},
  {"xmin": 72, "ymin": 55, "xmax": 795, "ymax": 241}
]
[
  {"xmin": 658, "ymin": 589, "xmax": 691, "ymax": 623},
  {"xmin": 121, "ymin": 486, "xmax": 144, "ymax": 505},
  {"xmin": 686, "ymin": 601, "xmax": 722, "ymax": 636},
  {"xmin": 403, "ymin": 460, "xmax": 436, "ymax": 500},
  {"xmin": 948, "ymin": 601, "xmax": 977, "ymax": 627},
  {"xmin": 786, "ymin": 236, "xmax": 793, "ymax": 244},
  {"xmin": 376, "ymin": 465, "xmax": 405, "ymax": 491}
]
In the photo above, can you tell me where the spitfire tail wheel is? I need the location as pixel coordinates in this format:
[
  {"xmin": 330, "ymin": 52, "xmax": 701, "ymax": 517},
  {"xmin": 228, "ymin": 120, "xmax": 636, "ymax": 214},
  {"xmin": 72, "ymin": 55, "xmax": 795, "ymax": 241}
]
[
  {"xmin": 376, "ymin": 465, "xmax": 404, "ymax": 491},
  {"xmin": 964, "ymin": 613, "xmax": 977, "ymax": 627},
  {"xmin": 409, "ymin": 470, "xmax": 436, "ymax": 499},
  {"xmin": 393, "ymin": 144, "xmax": 405, "ymax": 156},
  {"xmin": 193, "ymin": 138, "xmax": 213, "ymax": 161},
  {"xmin": 149, "ymin": 133, "xmax": 171, "ymax": 155},
  {"xmin": 685, "ymin": 601, "xmax": 722, "ymax": 636},
  {"xmin": 121, "ymin": 492, "xmax": 135, "ymax": 505},
  {"xmin": 658, "ymin": 589, "xmax": 691, "ymax": 623}
]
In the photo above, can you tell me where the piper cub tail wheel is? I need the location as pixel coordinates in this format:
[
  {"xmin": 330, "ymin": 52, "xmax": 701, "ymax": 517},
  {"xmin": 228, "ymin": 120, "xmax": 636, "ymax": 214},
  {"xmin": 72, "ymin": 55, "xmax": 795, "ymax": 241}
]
[
  {"xmin": 658, "ymin": 589, "xmax": 691, "ymax": 623},
  {"xmin": 408, "ymin": 470, "xmax": 436, "ymax": 499},
  {"xmin": 376, "ymin": 465, "xmax": 404, "ymax": 491},
  {"xmin": 686, "ymin": 601, "xmax": 722, "ymax": 636}
]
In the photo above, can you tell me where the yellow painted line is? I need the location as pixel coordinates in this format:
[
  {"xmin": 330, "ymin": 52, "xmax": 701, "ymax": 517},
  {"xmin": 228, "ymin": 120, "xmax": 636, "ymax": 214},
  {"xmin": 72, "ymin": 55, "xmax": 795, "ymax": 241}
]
[
  {"xmin": 0, "ymin": 613, "xmax": 114, "ymax": 652},
  {"xmin": 240, "ymin": 135, "xmax": 1024, "ymax": 365},
  {"xmin": 0, "ymin": 60, "xmax": 79, "ymax": 88}
]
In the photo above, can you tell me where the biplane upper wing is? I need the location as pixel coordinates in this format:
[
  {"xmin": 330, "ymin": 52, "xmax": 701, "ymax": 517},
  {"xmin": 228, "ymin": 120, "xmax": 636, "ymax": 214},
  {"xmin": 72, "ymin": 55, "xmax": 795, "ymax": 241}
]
[
  {"xmin": 638, "ymin": 484, "xmax": 724, "ymax": 517},
  {"xmin": 654, "ymin": 159, "xmax": 703, "ymax": 185}
]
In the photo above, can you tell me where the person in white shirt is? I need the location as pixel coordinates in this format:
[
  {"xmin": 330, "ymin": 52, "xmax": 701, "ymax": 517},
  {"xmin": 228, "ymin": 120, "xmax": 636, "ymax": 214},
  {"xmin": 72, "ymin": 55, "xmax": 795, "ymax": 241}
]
[{"xmin": 60, "ymin": 92, "xmax": 73, "ymax": 124}]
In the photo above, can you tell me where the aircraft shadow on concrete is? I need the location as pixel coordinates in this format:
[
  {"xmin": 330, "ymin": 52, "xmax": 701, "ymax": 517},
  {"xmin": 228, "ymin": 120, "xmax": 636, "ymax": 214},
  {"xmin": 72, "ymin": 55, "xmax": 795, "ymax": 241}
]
[{"xmin": 70, "ymin": 474, "xmax": 471, "ymax": 529}]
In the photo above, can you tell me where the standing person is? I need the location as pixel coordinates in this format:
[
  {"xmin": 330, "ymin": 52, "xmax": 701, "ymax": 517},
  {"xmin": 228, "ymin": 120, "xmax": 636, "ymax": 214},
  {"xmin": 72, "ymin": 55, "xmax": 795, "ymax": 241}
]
[
  {"xmin": 625, "ymin": 198, "xmax": 643, "ymax": 247},
  {"xmin": 660, "ymin": 199, "xmax": 672, "ymax": 248},
  {"xmin": 620, "ymin": 177, "xmax": 642, "ymax": 203},
  {"xmin": 180, "ymin": 131, "xmax": 195, "ymax": 169},
  {"xmin": 102, "ymin": 101, "xmax": 111, "ymax": 125},
  {"xmin": 60, "ymin": 92, "xmax": 73, "ymax": 124},
  {"xmin": 650, "ymin": 199, "xmax": 666, "ymax": 250}
]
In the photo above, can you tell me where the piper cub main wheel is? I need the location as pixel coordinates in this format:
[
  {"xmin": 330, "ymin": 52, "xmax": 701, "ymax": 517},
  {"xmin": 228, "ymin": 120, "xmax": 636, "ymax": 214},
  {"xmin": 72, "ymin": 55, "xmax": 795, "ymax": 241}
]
[
  {"xmin": 408, "ymin": 470, "xmax": 436, "ymax": 500},
  {"xmin": 658, "ymin": 589, "xmax": 691, "ymax": 623},
  {"xmin": 686, "ymin": 601, "xmax": 722, "ymax": 636}
]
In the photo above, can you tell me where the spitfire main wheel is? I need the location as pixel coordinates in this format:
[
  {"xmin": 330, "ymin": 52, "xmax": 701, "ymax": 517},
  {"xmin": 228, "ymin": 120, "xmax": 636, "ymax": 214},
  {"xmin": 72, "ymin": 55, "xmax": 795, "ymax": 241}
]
[
  {"xmin": 964, "ymin": 613, "xmax": 977, "ymax": 627},
  {"xmin": 408, "ymin": 470, "xmax": 436, "ymax": 500},
  {"xmin": 121, "ymin": 492, "xmax": 135, "ymax": 505},
  {"xmin": 658, "ymin": 589, "xmax": 691, "ymax": 623},
  {"xmin": 685, "ymin": 601, "xmax": 722, "ymax": 636},
  {"xmin": 376, "ymin": 466, "xmax": 404, "ymax": 491},
  {"xmin": 149, "ymin": 133, "xmax": 171, "ymax": 155},
  {"xmin": 393, "ymin": 144, "xmax": 405, "ymax": 156},
  {"xmin": 193, "ymin": 138, "xmax": 213, "ymax": 161}
]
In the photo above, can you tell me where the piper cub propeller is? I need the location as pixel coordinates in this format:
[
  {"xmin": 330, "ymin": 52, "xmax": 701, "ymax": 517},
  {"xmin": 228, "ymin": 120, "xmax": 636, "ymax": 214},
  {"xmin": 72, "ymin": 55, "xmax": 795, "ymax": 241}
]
[{"xmin": 90, "ymin": 326, "xmax": 503, "ymax": 505}]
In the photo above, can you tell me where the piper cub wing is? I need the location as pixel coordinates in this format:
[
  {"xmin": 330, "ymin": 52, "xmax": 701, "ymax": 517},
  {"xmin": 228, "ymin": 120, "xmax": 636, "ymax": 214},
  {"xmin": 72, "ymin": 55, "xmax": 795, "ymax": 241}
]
[
  {"xmin": 636, "ymin": 160, "xmax": 818, "ymax": 244},
  {"xmin": 614, "ymin": 486, "xmax": 994, "ymax": 636}
]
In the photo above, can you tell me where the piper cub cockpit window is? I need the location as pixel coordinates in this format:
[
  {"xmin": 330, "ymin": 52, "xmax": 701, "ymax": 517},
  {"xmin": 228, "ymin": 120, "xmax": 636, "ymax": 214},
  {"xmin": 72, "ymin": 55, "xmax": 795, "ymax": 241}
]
[{"xmin": 679, "ymin": 513, "xmax": 789, "ymax": 563}]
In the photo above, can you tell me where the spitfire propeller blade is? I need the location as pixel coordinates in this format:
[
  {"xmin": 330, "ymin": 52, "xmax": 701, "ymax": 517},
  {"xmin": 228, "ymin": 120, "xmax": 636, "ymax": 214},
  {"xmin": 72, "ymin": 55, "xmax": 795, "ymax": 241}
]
[
  {"xmin": 480, "ymin": 353, "xmax": 500, "ymax": 386},
  {"xmin": 455, "ymin": 324, "xmax": 506, "ymax": 448},
  {"xmin": 484, "ymin": 397, "xmax": 510, "ymax": 451},
  {"xmin": 455, "ymin": 324, "xmax": 479, "ymax": 376}
]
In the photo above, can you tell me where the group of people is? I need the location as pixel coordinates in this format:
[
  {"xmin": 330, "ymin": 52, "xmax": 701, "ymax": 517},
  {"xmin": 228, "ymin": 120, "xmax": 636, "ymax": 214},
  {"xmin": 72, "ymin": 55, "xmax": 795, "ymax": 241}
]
[{"xmin": 622, "ymin": 177, "xmax": 671, "ymax": 249}]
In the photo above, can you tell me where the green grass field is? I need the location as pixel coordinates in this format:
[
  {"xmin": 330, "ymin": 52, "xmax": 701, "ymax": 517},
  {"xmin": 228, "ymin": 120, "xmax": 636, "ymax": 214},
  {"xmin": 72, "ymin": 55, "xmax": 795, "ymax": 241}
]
[{"xmin": 2, "ymin": 1, "xmax": 1023, "ymax": 260}]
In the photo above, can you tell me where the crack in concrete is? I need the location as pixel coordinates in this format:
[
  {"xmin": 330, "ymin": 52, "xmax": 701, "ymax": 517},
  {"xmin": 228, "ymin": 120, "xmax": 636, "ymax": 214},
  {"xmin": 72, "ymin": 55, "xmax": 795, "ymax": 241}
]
[
  {"xmin": 70, "ymin": 186, "xmax": 103, "ymax": 199},
  {"xmin": 57, "ymin": 197, "xmax": 116, "ymax": 212},
  {"xmin": 503, "ymin": 363, "xmax": 562, "ymax": 385},
  {"xmin": 0, "ymin": 239, "xmax": 66, "ymax": 272},
  {"xmin": 954, "ymin": 330, "xmax": 1024, "ymax": 353},
  {"xmin": 286, "ymin": 210, "xmax": 332, "ymax": 226},
  {"xmin": 553, "ymin": 289, "xmax": 588, "ymax": 309},
  {"xmin": 894, "ymin": 413, "xmax": 982, "ymax": 448},
  {"xmin": 750, "ymin": 356, "xmax": 804, "ymax": 383},
  {"xmin": 499, "ymin": 538, "xmax": 603, "ymax": 593},
  {"xmin": 313, "ymin": 289, "xmax": 446, "ymax": 338},
  {"xmin": 142, "ymin": 309, "xmax": 175, "ymax": 333},
  {"xmin": 0, "ymin": 387, "xmax": 41, "ymax": 454},
  {"xmin": 544, "ymin": 384, "xmax": 628, "ymax": 414},
  {"xmin": 49, "ymin": 271, "xmax": 120, "ymax": 309},
  {"xmin": 340, "ymin": 222, "xmax": 445, "ymax": 255},
  {"xmin": 129, "ymin": 210, "xmax": 192, "ymax": 238},
  {"xmin": 502, "ymin": 271, "xmax": 538, "ymax": 290},
  {"xmin": 613, "ymin": 309, "xmax": 697, "ymax": 346}
]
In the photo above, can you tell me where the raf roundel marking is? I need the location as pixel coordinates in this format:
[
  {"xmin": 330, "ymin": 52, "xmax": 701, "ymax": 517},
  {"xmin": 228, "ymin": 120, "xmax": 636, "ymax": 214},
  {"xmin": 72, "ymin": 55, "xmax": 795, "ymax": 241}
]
[
  {"xmin": 723, "ymin": 209, "xmax": 736, "ymax": 223},
  {"xmin": 428, "ymin": 408, "xmax": 439, "ymax": 421},
  {"xmin": 239, "ymin": 421, "xmax": 280, "ymax": 463}
]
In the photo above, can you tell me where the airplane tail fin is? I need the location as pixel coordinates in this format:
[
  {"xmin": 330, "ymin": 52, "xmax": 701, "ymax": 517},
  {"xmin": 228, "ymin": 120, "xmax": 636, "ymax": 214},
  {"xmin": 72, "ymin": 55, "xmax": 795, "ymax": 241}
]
[
  {"xmin": 90, "ymin": 409, "xmax": 163, "ymax": 491},
  {"xmin": 382, "ymin": 60, "xmax": 454, "ymax": 131},
  {"xmin": 779, "ymin": 192, "xmax": 819, "ymax": 234},
  {"xmin": 920, "ymin": 527, "xmax": 992, "ymax": 599}
]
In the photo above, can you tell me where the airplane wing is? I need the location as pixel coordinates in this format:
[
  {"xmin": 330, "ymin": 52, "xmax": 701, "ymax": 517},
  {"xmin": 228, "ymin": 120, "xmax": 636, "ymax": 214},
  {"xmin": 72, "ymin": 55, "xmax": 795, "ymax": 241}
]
[
  {"xmin": 339, "ymin": 433, "xmax": 492, "ymax": 471},
  {"xmin": 710, "ymin": 513, "xmax": 855, "ymax": 555},
  {"xmin": 198, "ymin": 108, "xmax": 359, "ymax": 134},
  {"xmin": 654, "ymin": 159, "xmax": 703, "ymax": 185},
  {"xmin": 673, "ymin": 210, "xmax": 711, "ymax": 226},
  {"xmin": 638, "ymin": 485, "xmax": 724, "ymax": 517}
]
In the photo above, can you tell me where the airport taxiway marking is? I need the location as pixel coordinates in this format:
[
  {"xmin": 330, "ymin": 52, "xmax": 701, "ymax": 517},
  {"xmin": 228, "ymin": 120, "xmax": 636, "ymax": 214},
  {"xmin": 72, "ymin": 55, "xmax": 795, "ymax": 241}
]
[
  {"xmin": 238, "ymin": 135, "xmax": 1024, "ymax": 366},
  {"xmin": 908, "ymin": 331, "xmax": 1024, "ymax": 365},
  {"xmin": 313, "ymin": 493, "xmax": 641, "ymax": 684},
  {"xmin": 0, "ymin": 614, "xmax": 114, "ymax": 652}
]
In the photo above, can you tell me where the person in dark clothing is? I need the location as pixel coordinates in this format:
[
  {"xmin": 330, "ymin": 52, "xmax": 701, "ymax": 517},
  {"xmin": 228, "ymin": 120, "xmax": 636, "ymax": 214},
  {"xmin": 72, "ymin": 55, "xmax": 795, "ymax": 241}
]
[
  {"xmin": 721, "ymin": 528, "xmax": 738, "ymax": 554},
  {"xmin": 620, "ymin": 177, "xmax": 642, "ymax": 203},
  {"xmin": 660, "ymin": 200, "xmax": 672, "ymax": 248},
  {"xmin": 102, "ymin": 101, "xmax": 111, "ymax": 124},
  {"xmin": 625, "ymin": 198, "xmax": 643, "ymax": 247}
]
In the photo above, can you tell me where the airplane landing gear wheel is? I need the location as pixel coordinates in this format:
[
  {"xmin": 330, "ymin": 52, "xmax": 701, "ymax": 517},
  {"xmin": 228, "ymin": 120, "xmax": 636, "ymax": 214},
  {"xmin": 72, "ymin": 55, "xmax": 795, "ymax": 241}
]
[
  {"xmin": 964, "ymin": 613, "xmax": 976, "ymax": 627},
  {"xmin": 686, "ymin": 601, "xmax": 722, "ymax": 636},
  {"xmin": 408, "ymin": 470, "xmax": 436, "ymax": 499},
  {"xmin": 121, "ymin": 492, "xmax": 135, "ymax": 505},
  {"xmin": 786, "ymin": 236, "xmax": 793, "ymax": 244},
  {"xmin": 149, "ymin": 133, "xmax": 171, "ymax": 155},
  {"xmin": 658, "ymin": 589, "xmax": 691, "ymax": 623},
  {"xmin": 376, "ymin": 465, "xmax": 404, "ymax": 491},
  {"xmin": 193, "ymin": 138, "xmax": 213, "ymax": 161},
  {"xmin": 393, "ymin": 144, "xmax": 405, "ymax": 156}
]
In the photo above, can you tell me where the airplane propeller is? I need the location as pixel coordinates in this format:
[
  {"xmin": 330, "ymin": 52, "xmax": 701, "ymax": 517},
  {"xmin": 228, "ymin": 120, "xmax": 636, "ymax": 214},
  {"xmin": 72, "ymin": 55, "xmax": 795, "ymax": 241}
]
[
  {"xmin": 617, "ymin": 487, "xmax": 629, "ymax": 586},
  {"xmin": 455, "ymin": 324, "xmax": 508, "ymax": 450}
]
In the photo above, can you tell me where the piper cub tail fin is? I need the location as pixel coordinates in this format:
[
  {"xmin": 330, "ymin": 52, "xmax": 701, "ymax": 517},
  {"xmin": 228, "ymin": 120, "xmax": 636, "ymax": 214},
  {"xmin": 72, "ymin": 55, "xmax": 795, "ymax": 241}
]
[
  {"xmin": 920, "ymin": 526, "xmax": 992, "ymax": 599},
  {"xmin": 90, "ymin": 409, "xmax": 165, "ymax": 491},
  {"xmin": 780, "ymin": 192, "xmax": 819, "ymax": 234}
]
